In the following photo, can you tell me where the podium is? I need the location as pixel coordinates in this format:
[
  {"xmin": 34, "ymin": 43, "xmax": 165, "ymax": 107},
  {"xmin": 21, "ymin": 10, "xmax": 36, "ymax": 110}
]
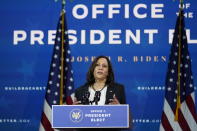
[{"xmin": 52, "ymin": 105, "xmax": 130, "ymax": 128}]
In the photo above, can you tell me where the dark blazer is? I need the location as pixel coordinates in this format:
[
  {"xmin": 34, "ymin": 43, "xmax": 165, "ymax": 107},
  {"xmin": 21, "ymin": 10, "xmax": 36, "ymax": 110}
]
[
  {"xmin": 75, "ymin": 82, "xmax": 126, "ymax": 104},
  {"xmin": 74, "ymin": 83, "xmax": 126, "ymax": 131}
]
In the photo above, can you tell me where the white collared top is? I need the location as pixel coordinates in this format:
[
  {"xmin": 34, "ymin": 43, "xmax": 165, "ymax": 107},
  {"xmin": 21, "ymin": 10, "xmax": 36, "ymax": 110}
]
[{"xmin": 88, "ymin": 85, "xmax": 107, "ymax": 105}]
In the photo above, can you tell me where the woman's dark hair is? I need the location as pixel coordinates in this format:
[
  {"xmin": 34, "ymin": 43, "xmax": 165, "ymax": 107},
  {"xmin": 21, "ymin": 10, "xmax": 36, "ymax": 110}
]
[{"xmin": 86, "ymin": 56, "xmax": 114, "ymax": 86}]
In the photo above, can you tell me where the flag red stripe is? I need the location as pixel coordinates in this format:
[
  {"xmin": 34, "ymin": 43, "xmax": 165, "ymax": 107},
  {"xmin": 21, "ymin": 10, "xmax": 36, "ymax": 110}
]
[
  {"xmin": 178, "ymin": 109, "xmax": 191, "ymax": 131},
  {"xmin": 66, "ymin": 96, "xmax": 73, "ymax": 105},
  {"xmin": 41, "ymin": 112, "xmax": 54, "ymax": 131},
  {"xmin": 186, "ymin": 95, "xmax": 197, "ymax": 123},
  {"xmin": 161, "ymin": 112, "xmax": 173, "ymax": 131}
]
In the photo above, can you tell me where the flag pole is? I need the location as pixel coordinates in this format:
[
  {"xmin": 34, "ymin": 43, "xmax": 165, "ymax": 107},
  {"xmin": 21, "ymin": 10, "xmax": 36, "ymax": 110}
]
[
  {"xmin": 174, "ymin": 0, "xmax": 184, "ymax": 121},
  {"xmin": 60, "ymin": 0, "xmax": 66, "ymax": 105}
]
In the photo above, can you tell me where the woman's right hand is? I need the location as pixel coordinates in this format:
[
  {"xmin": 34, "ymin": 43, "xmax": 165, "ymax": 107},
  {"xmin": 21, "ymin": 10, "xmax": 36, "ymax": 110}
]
[
  {"xmin": 108, "ymin": 95, "xmax": 120, "ymax": 105},
  {"xmin": 72, "ymin": 98, "xmax": 81, "ymax": 105}
]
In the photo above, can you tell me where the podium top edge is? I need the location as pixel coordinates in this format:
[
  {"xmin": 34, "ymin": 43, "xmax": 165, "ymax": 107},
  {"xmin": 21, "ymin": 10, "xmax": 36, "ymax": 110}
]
[{"xmin": 52, "ymin": 104, "xmax": 129, "ymax": 107}]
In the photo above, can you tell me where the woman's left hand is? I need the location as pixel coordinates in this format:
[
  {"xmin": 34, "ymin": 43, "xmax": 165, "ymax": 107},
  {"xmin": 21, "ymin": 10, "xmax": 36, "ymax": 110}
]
[{"xmin": 109, "ymin": 95, "xmax": 120, "ymax": 105}]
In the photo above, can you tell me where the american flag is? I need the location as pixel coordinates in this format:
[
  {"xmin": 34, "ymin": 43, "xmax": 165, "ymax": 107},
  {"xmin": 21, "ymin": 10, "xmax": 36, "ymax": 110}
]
[
  {"xmin": 160, "ymin": 9, "xmax": 197, "ymax": 131},
  {"xmin": 39, "ymin": 9, "xmax": 75, "ymax": 131}
]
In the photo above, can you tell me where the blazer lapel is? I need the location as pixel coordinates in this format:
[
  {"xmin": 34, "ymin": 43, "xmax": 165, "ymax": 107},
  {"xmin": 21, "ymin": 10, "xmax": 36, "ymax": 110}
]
[{"xmin": 105, "ymin": 84, "xmax": 114, "ymax": 104}]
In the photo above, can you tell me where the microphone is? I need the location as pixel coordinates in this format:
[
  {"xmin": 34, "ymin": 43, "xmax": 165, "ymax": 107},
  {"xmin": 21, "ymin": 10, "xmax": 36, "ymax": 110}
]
[
  {"xmin": 94, "ymin": 91, "xmax": 101, "ymax": 105},
  {"xmin": 107, "ymin": 89, "xmax": 114, "ymax": 104},
  {"xmin": 81, "ymin": 91, "xmax": 90, "ymax": 105}
]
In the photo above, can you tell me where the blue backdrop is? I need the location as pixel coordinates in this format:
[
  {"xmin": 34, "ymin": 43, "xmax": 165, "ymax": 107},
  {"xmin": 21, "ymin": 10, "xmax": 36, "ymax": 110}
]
[{"xmin": 0, "ymin": 0, "xmax": 197, "ymax": 131}]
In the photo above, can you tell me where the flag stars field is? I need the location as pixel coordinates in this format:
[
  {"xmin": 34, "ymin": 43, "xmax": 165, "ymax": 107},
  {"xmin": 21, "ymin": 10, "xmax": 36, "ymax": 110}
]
[
  {"xmin": 56, "ymin": 46, "xmax": 59, "ymax": 50},
  {"xmin": 66, "ymin": 58, "xmax": 69, "ymax": 62},
  {"xmin": 53, "ymin": 100, "xmax": 57, "ymax": 104},
  {"xmin": 184, "ymin": 73, "xmax": 187, "ymax": 77},
  {"xmin": 54, "ymin": 54, "xmax": 58, "ymax": 59},
  {"xmin": 49, "ymin": 81, "xmax": 52, "ymax": 85},
  {"xmin": 52, "ymin": 63, "xmax": 56, "ymax": 67},
  {"xmin": 67, "ymin": 50, "xmax": 71, "ymax": 54},
  {"xmin": 68, "ymin": 86, "xmax": 72, "ymax": 90},
  {"xmin": 50, "ymin": 72, "xmax": 54, "ymax": 76},
  {"xmin": 185, "ymin": 64, "xmax": 188, "ymax": 68},
  {"xmin": 47, "ymin": 89, "xmax": 51, "ymax": 94},
  {"xmin": 168, "ymin": 87, "xmax": 172, "ymax": 91}
]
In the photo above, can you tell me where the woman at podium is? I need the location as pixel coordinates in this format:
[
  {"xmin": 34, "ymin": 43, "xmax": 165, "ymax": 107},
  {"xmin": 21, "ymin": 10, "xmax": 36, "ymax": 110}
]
[
  {"xmin": 74, "ymin": 55, "xmax": 126, "ymax": 105},
  {"xmin": 72, "ymin": 56, "xmax": 128, "ymax": 131}
]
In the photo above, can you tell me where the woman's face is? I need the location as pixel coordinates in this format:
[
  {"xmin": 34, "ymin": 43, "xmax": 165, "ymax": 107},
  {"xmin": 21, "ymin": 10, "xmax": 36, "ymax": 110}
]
[{"xmin": 93, "ymin": 58, "xmax": 109, "ymax": 82}]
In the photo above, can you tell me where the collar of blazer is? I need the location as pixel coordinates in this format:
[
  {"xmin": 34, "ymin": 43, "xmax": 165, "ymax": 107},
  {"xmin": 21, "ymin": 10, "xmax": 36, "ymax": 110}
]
[{"xmin": 82, "ymin": 83, "xmax": 115, "ymax": 104}]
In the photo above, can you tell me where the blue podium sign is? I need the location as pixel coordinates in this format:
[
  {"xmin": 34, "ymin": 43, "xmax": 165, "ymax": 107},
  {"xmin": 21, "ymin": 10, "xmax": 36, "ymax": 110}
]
[{"xmin": 52, "ymin": 105, "xmax": 129, "ymax": 128}]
